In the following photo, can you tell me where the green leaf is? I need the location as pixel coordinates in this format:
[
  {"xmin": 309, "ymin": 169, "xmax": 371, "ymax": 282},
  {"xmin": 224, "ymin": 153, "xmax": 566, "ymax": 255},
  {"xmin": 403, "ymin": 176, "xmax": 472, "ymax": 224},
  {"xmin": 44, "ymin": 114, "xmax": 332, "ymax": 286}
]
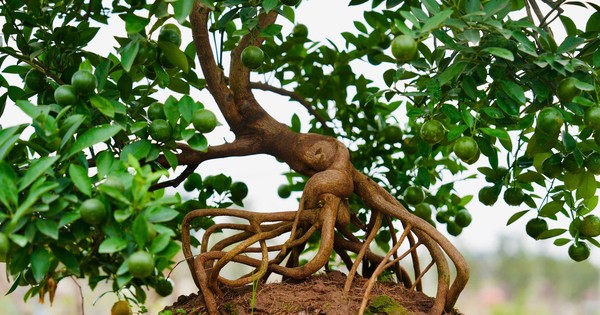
[
  {"xmin": 262, "ymin": 0, "xmax": 278, "ymax": 12},
  {"xmin": 188, "ymin": 134, "xmax": 208, "ymax": 151},
  {"xmin": 172, "ymin": 0, "xmax": 194, "ymax": 24},
  {"xmin": 506, "ymin": 210, "xmax": 528, "ymax": 225},
  {"xmin": 89, "ymin": 95, "xmax": 115, "ymax": 118},
  {"xmin": 149, "ymin": 234, "xmax": 170, "ymax": 254},
  {"xmin": 120, "ymin": 40, "xmax": 140, "ymax": 72},
  {"xmin": 143, "ymin": 206, "xmax": 179, "ymax": 223},
  {"xmin": 539, "ymin": 200, "xmax": 564, "ymax": 217},
  {"xmin": 0, "ymin": 162, "xmax": 18, "ymax": 209},
  {"xmin": 480, "ymin": 127, "xmax": 510, "ymax": 141},
  {"xmin": 577, "ymin": 172, "xmax": 597, "ymax": 199},
  {"xmin": 259, "ymin": 24, "xmax": 283, "ymax": 37},
  {"xmin": 98, "ymin": 237, "xmax": 128, "ymax": 254},
  {"xmin": 559, "ymin": 15, "xmax": 577, "ymax": 37},
  {"xmin": 121, "ymin": 140, "xmax": 152, "ymax": 161},
  {"xmin": 50, "ymin": 246, "xmax": 81, "ymax": 276},
  {"xmin": 556, "ymin": 36, "xmax": 585, "ymax": 54},
  {"xmin": 562, "ymin": 131, "xmax": 577, "ymax": 153},
  {"xmin": 13, "ymin": 180, "xmax": 59, "ymax": 226},
  {"xmin": 482, "ymin": 47, "xmax": 514, "ymax": 61},
  {"xmin": 31, "ymin": 247, "xmax": 52, "ymax": 283},
  {"xmin": 421, "ymin": 9, "xmax": 453, "ymax": 34},
  {"xmin": 133, "ymin": 215, "xmax": 149, "ymax": 248},
  {"xmin": 35, "ymin": 219, "xmax": 59, "ymax": 240},
  {"xmin": 18, "ymin": 156, "xmax": 60, "ymax": 192},
  {"xmin": 69, "ymin": 164, "xmax": 92, "ymax": 197},
  {"xmin": 64, "ymin": 124, "xmax": 122, "ymax": 159},
  {"xmin": 553, "ymin": 238, "xmax": 571, "ymax": 246},
  {"xmin": 500, "ymin": 80, "xmax": 526, "ymax": 104},
  {"xmin": 125, "ymin": 14, "xmax": 149, "ymax": 34},
  {"xmin": 157, "ymin": 41, "xmax": 189, "ymax": 73},
  {"xmin": 537, "ymin": 228, "xmax": 566, "ymax": 240},
  {"xmin": 15, "ymin": 100, "xmax": 41, "ymax": 119}
]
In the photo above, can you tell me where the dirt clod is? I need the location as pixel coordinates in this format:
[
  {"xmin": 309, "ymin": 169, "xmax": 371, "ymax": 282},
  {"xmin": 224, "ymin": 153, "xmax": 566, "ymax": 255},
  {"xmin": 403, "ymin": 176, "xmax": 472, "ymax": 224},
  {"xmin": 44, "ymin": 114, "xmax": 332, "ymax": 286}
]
[{"xmin": 163, "ymin": 271, "xmax": 462, "ymax": 315}]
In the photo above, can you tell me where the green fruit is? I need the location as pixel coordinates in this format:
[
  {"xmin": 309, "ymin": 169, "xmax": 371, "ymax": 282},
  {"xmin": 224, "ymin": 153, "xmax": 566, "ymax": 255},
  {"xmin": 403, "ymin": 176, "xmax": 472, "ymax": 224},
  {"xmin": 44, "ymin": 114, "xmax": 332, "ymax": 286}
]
[
  {"xmin": 391, "ymin": 35, "xmax": 418, "ymax": 63},
  {"xmin": 71, "ymin": 70, "xmax": 97, "ymax": 95},
  {"xmin": 403, "ymin": 187, "xmax": 425, "ymax": 205},
  {"xmin": 503, "ymin": 188, "xmax": 524, "ymax": 206},
  {"xmin": 155, "ymin": 279, "xmax": 174, "ymax": 297},
  {"xmin": 79, "ymin": 198, "xmax": 107, "ymax": 225},
  {"xmin": 402, "ymin": 137, "xmax": 419, "ymax": 155},
  {"xmin": 277, "ymin": 185, "xmax": 291, "ymax": 198},
  {"xmin": 420, "ymin": 120, "xmax": 445, "ymax": 145},
  {"xmin": 54, "ymin": 85, "xmax": 78, "ymax": 105},
  {"xmin": 128, "ymin": 251, "xmax": 154, "ymax": 278},
  {"xmin": 292, "ymin": 24, "xmax": 308, "ymax": 38},
  {"xmin": 413, "ymin": 203, "xmax": 431, "ymax": 219},
  {"xmin": 25, "ymin": 69, "xmax": 46, "ymax": 91},
  {"xmin": 464, "ymin": 149, "xmax": 480, "ymax": 165},
  {"xmin": 159, "ymin": 24, "xmax": 182, "ymax": 46},
  {"xmin": 135, "ymin": 42, "xmax": 157, "ymax": 65},
  {"xmin": 594, "ymin": 132, "xmax": 600, "ymax": 147},
  {"xmin": 585, "ymin": 152, "xmax": 600, "ymax": 174},
  {"xmin": 230, "ymin": 182, "xmax": 249, "ymax": 200},
  {"xmin": 541, "ymin": 153, "xmax": 563, "ymax": 178},
  {"xmin": 563, "ymin": 154, "xmax": 583, "ymax": 174},
  {"xmin": 436, "ymin": 211, "xmax": 449, "ymax": 224},
  {"xmin": 111, "ymin": 300, "xmax": 131, "ymax": 315},
  {"xmin": 568, "ymin": 241, "xmax": 590, "ymax": 262},
  {"xmin": 455, "ymin": 210, "xmax": 472, "ymax": 228},
  {"xmin": 585, "ymin": 107, "xmax": 600, "ymax": 130},
  {"xmin": 147, "ymin": 102, "xmax": 165, "ymax": 121},
  {"xmin": 556, "ymin": 77, "xmax": 580, "ymax": 103},
  {"xmin": 241, "ymin": 46, "xmax": 265, "ymax": 70},
  {"xmin": 446, "ymin": 221, "xmax": 463, "ymax": 236},
  {"xmin": 581, "ymin": 215, "xmax": 600, "ymax": 237},
  {"xmin": 0, "ymin": 233, "xmax": 9, "ymax": 262},
  {"xmin": 192, "ymin": 109, "xmax": 218, "ymax": 133},
  {"xmin": 525, "ymin": 218, "xmax": 547, "ymax": 239},
  {"xmin": 158, "ymin": 52, "xmax": 176, "ymax": 69},
  {"xmin": 453, "ymin": 137, "xmax": 479, "ymax": 161},
  {"xmin": 536, "ymin": 107, "xmax": 563, "ymax": 135},
  {"xmin": 149, "ymin": 119, "xmax": 172, "ymax": 142},
  {"xmin": 383, "ymin": 125, "xmax": 403, "ymax": 143},
  {"xmin": 478, "ymin": 186, "xmax": 498, "ymax": 206},
  {"xmin": 183, "ymin": 173, "xmax": 202, "ymax": 192}
]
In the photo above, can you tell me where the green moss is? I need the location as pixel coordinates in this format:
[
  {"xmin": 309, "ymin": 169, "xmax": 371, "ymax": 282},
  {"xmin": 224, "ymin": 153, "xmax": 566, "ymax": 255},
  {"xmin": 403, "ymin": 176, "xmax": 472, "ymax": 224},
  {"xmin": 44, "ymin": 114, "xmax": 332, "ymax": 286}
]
[{"xmin": 365, "ymin": 295, "xmax": 412, "ymax": 315}]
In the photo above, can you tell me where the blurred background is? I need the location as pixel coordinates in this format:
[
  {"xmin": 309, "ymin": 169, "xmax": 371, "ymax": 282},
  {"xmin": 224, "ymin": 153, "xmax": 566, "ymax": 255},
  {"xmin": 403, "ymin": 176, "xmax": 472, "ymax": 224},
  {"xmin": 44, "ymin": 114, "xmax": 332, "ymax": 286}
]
[{"xmin": 1, "ymin": 1, "xmax": 599, "ymax": 314}]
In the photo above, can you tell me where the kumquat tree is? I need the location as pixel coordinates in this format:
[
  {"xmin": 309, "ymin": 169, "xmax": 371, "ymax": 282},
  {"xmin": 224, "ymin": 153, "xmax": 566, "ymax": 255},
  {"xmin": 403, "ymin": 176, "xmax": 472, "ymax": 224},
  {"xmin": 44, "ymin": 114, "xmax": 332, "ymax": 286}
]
[{"xmin": 1, "ymin": 0, "xmax": 600, "ymax": 314}]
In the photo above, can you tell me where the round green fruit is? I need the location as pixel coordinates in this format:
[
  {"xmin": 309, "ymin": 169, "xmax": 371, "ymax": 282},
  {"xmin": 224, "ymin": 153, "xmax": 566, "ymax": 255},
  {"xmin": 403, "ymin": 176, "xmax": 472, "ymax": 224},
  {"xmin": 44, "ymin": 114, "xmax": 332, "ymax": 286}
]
[
  {"xmin": 585, "ymin": 152, "xmax": 600, "ymax": 175},
  {"xmin": 230, "ymin": 182, "xmax": 249, "ymax": 200},
  {"xmin": 292, "ymin": 24, "xmax": 308, "ymax": 38},
  {"xmin": 556, "ymin": 77, "xmax": 580, "ymax": 103},
  {"xmin": 25, "ymin": 69, "xmax": 46, "ymax": 91},
  {"xmin": 147, "ymin": 102, "xmax": 165, "ymax": 121},
  {"xmin": 192, "ymin": 109, "xmax": 218, "ymax": 133},
  {"xmin": 241, "ymin": 46, "xmax": 265, "ymax": 70},
  {"xmin": 568, "ymin": 241, "xmax": 590, "ymax": 262},
  {"xmin": 156, "ymin": 279, "xmax": 174, "ymax": 297},
  {"xmin": 541, "ymin": 154, "xmax": 563, "ymax": 178},
  {"xmin": 183, "ymin": 173, "xmax": 202, "ymax": 192},
  {"xmin": 455, "ymin": 210, "xmax": 472, "ymax": 228},
  {"xmin": 536, "ymin": 107, "xmax": 563, "ymax": 135},
  {"xmin": 79, "ymin": 198, "xmax": 107, "ymax": 225},
  {"xmin": 584, "ymin": 107, "xmax": 600, "ymax": 130},
  {"xmin": 503, "ymin": 187, "xmax": 524, "ymax": 206},
  {"xmin": 54, "ymin": 85, "xmax": 78, "ymax": 106},
  {"xmin": 453, "ymin": 137, "xmax": 479, "ymax": 161},
  {"xmin": 403, "ymin": 187, "xmax": 425, "ymax": 205},
  {"xmin": 128, "ymin": 251, "xmax": 154, "ymax": 278},
  {"xmin": 420, "ymin": 120, "xmax": 445, "ymax": 145},
  {"xmin": 149, "ymin": 119, "xmax": 172, "ymax": 143},
  {"xmin": 135, "ymin": 42, "xmax": 158, "ymax": 65},
  {"xmin": 413, "ymin": 203, "xmax": 431, "ymax": 219},
  {"xmin": 277, "ymin": 185, "xmax": 292, "ymax": 198},
  {"xmin": 525, "ymin": 218, "xmax": 547, "ymax": 239},
  {"xmin": 478, "ymin": 186, "xmax": 498, "ymax": 206},
  {"xmin": 111, "ymin": 300, "xmax": 130, "ymax": 315},
  {"xmin": 563, "ymin": 154, "xmax": 583, "ymax": 174},
  {"xmin": 581, "ymin": 215, "xmax": 600, "ymax": 237},
  {"xmin": 281, "ymin": 0, "xmax": 300, "ymax": 5},
  {"xmin": 159, "ymin": 24, "xmax": 182, "ymax": 46},
  {"xmin": 446, "ymin": 221, "xmax": 463, "ymax": 236},
  {"xmin": 391, "ymin": 34, "xmax": 418, "ymax": 63},
  {"xmin": 383, "ymin": 125, "xmax": 403, "ymax": 143},
  {"xmin": 0, "ymin": 233, "xmax": 9, "ymax": 262},
  {"xmin": 71, "ymin": 70, "xmax": 97, "ymax": 95}
]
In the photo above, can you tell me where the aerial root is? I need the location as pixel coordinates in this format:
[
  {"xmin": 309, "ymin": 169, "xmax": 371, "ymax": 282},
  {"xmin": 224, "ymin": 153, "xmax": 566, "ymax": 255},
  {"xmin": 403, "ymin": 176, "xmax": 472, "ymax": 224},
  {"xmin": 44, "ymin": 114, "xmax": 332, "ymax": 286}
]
[{"xmin": 182, "ymin": 190, "xmax": 468, "ymax": 315}]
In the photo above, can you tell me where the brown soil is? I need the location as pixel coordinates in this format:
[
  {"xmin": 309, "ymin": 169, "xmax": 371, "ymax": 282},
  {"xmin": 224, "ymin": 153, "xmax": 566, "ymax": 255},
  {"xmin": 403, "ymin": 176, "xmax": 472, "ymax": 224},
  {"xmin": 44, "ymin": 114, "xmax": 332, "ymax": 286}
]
[{"xmin": 162, "ymin": 271, "xmax": 462, "ymax": 315}]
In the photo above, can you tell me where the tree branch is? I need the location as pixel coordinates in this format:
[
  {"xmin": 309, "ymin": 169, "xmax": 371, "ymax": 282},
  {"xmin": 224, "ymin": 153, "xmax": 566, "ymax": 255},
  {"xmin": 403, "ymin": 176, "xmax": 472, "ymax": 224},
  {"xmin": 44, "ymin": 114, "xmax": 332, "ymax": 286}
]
[
  {"xmin": 248, "ymin": 81, "xmax": 329, "ymax": 129},
  {"xmin": 189, "ymin": 3, "xmax": 242, "ymax": 129}
]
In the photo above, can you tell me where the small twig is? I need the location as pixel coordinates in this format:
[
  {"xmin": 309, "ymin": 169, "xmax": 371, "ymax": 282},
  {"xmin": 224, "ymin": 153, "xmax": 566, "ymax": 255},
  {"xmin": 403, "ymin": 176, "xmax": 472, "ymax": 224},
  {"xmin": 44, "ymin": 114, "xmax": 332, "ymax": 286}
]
[
  {"xmin": 249, "ymin": 81, "xmax": 330, "ymax": 129},
  {"xmin": 71, "ymin": 277, "xmax": 85, "ymax": 315},
  {"xmin": 150, "ymin": 164, "xmax": 198, "ymax": 190}
]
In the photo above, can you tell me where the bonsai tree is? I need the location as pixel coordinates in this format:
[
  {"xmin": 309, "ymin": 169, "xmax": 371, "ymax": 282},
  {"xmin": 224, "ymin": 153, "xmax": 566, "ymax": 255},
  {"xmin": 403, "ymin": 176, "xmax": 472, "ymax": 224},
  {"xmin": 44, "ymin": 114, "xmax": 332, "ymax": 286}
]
[{"xmin": 0, "ymin": 0, "xmax": 599, "ymax": 314}]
